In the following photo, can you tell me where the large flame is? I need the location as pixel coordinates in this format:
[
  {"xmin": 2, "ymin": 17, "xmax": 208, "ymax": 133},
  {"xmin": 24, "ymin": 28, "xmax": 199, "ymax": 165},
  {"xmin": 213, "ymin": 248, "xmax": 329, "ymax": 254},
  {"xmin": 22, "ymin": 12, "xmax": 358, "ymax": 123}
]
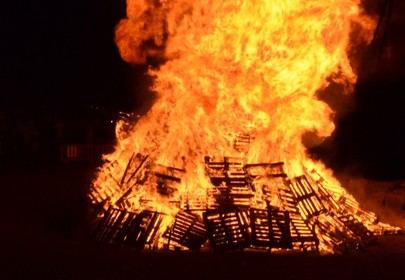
[
  {"xmin": 113, "ymin": 0, "xmax": 375, "ymax": 170},
  {"xmin": 90, "ymin": 0, "xmax": 396, "ymax": 252}
]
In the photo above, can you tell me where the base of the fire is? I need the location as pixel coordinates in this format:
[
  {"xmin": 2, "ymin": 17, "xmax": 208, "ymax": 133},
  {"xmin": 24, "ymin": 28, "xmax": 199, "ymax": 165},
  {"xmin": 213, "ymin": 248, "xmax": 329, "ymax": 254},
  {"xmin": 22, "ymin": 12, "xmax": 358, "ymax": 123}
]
[{"xmin": 89, "ymin": 155, "xmax": 401, "ymax": 254}]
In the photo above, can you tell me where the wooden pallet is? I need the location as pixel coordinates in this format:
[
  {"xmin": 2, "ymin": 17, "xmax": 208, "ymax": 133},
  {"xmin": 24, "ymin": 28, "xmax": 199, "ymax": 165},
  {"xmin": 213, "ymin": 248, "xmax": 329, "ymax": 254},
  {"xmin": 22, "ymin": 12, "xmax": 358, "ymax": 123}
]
[
  {"xmin": 204, "ymin": 156, "xmax": 247, "ymax": 187},
  {"xmin": 277, "ymin": 183, "xmax": 319, "ymax": 251},
  {"xmin": 90, "ymin": 156, "xmax": 385, "ymax": 253},
  {"xmin": 288, "ymin": 176, "xmax": 325, "ymax": 221},
  {"xmin": 114, "ymin": 153, "xmax": 151, "ymax": 208},
  {"xmin": 249, "ymin": 208, "xmax": 271, "ymax": 248},
  {"xmin": 125, "ymin": 210, "xmax": 165, "ymax": 250},
  {"xmin": 166, "ymin": 211, "xmax": 207, "ymax": 251},
  {"xmin": 250, "ymin": 207, "xmax": 292, "ymax": 250},
  {"xmin": 89, "ymin": 160, "xmax": 123, "ymax": 205},
  {"xmin": 289, "ymin": 213, "xmax": 318, "ymax": 251},
  {"xmin": 92, "ymin": 206, "xmax": 168, "ymax": 250},
  {"xmin": 269, "ymin": 207, "xmax": 293, "ymax": 249},
  {"xmin": 92, "ymin": 206, "xmax": 138, "ymax": 245},
  {"xmin": 205, "ymin": 157, "xmax": 253, "ymax": 208},
  {"xmin": 204, "ymin": 208, "xmax": 249, "ymax": 252},
  {"xmin": 209, "ymin": 185, "xmax": 254, "ymax": 209}
]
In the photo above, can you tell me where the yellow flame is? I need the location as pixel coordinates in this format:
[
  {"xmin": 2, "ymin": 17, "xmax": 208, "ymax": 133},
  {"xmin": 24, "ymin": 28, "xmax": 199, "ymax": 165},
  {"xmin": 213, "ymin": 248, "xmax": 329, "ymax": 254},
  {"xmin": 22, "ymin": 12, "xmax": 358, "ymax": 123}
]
[{"xmin": 105, "ymin": 0, "xmax": 374, "ymax": 188}]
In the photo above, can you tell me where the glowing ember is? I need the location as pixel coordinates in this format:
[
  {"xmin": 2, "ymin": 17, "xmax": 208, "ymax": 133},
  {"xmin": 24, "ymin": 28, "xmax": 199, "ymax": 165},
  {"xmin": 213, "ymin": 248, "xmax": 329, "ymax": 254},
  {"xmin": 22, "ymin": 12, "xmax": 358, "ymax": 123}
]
[{"xmin": 89, "ymin": 0, "xmax": 400, "ymax": 253}]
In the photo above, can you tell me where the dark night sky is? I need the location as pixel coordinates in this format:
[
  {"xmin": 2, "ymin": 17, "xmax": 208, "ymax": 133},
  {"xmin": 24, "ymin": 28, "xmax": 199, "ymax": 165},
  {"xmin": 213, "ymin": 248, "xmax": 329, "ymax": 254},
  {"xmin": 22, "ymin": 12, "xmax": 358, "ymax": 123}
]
[
  {"xmin": 1, "ymin": 0, "xmax": 151, "ymax": 113},
  {"xmin": 0, "ymin": 0, "xmax": 404, "ymax": 179}
]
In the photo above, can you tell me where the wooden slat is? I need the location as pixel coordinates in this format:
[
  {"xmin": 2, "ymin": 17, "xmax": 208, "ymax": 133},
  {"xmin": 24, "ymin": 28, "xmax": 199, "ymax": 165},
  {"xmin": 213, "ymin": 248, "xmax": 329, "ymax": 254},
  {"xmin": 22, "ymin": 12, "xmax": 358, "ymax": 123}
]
[
  {"xmin": 204, "ymin": 209, "xmax": 249, "ymax": 252},
  {"xmin": 288, "ymin": 176, "xmax": 325, "ymax": 221},
  {"xmin": 166, "ymin": 211, "xmax": 207, "ymax": 251}
]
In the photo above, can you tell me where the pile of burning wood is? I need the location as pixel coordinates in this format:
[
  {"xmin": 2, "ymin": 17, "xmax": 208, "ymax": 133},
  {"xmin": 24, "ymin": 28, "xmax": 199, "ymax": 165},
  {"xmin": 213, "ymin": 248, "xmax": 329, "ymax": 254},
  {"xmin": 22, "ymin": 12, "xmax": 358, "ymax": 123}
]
[{"xmin": 89, "ymin": 155, "xmax": 400, "ymax": 254}]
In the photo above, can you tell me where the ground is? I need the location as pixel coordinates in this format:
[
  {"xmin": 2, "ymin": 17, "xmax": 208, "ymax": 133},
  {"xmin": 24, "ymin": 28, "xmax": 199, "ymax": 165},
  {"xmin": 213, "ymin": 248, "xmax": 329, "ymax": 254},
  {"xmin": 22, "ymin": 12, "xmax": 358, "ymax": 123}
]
[{"xmin": 1, "ymin": 164, "xmax": 405, "ymax": 279}]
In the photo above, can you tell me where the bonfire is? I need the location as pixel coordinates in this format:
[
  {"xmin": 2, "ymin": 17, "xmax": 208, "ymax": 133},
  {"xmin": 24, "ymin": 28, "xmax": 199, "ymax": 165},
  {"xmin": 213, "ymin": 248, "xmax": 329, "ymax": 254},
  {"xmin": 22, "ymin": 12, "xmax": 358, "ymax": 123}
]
[{"xmin": 89, "ymin": 0, "xmax": 401, "ymax": 254}]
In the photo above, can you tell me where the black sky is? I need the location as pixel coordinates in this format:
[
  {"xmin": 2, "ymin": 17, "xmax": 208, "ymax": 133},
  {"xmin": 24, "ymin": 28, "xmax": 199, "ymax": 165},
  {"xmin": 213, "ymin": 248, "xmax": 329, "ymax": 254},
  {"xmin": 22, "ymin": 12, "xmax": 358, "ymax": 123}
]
[
  {"xmin": 1, "ymin": 0, "xmax": 404, "ymax": 179},
  {"xmin": 1, "ymin": 0, "xmax": 149, "ymax": 113}
]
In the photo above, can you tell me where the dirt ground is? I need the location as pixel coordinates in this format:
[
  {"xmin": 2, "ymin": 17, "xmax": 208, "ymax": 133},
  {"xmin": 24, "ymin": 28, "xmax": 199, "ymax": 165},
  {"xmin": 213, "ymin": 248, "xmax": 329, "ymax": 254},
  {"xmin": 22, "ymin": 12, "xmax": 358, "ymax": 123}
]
[{"xmin": 1, "ymin": 164, "xmax": 405, "ymax": 280}]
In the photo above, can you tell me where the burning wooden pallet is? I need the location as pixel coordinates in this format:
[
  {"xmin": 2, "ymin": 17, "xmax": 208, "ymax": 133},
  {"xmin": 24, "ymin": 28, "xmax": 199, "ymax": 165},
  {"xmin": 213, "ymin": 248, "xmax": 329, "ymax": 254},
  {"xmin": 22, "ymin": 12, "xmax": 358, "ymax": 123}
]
[
  {"xmin": 92, "ymin": 206, "xmax": 138, "ymax": 245},
  {"xmin": 89, "ymin": 153, "xmax": 151, "ymax": 209},
  {"xmin": 90, "ymin": 154, "xmax": 401, "ymax": 253},
  {"xmin": 117, "ymin": 163, "xmax": 184, "ymax": 210},
  {"xmin": 165, "ymin": 210, "xmax": 207, "ymax": 251},
  {"xmin": 205, "ymin": 156, "xmax": 248, "ymax": 186},
  {"xmin": 125, "ymin": 210, "xmax": 165, "ymax": 250},
  {"xmin": 203, "ymin": 208, "xmax": 250, "ymax": 252},
  {"xmin": 244, "ymin": 163, "xmax": 319, "ymax": 251},
  {"xmin": 288, "ymin": 176, "xmax": 325, "ymax": 221},
  {"xmin": 208, "ymin": 185, "xmax": 254, "ymax": 209},
  {"xmin": 93, "ymin": 206, "xmax": 165, "ymax": 250},
  {"xmin": 180, "ymin": 195, "xmax": 209, "ymax": 213},
  {"xmin": 205, "ymin": 157, "xmax": 254, "ymax": 209},
  {"xmin": 249, "ymin": 208, "xmax": 272, "ymax": 249},
  {"xmin": 277, "ymin": 178, "xmax": 319, "ymax": 251},
  {"xmin": 250, "ymin": 206, "xmax": 293, "ymax": 250}
]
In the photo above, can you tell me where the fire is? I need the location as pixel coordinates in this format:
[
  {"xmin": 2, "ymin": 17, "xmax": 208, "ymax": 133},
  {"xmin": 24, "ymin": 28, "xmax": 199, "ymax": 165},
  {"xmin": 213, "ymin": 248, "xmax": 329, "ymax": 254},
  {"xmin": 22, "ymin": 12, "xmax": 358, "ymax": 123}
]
[{"xmin": 89, "ymin": 0, "xmax": 399, "ymax": 253}]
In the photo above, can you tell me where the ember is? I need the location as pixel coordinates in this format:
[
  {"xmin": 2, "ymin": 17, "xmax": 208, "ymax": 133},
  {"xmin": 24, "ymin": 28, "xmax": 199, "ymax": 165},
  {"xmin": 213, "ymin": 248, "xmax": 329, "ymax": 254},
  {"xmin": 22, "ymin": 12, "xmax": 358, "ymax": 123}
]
[{"xmin": 90, "ymin": 0, "xmax": 401, "ymax": 254}]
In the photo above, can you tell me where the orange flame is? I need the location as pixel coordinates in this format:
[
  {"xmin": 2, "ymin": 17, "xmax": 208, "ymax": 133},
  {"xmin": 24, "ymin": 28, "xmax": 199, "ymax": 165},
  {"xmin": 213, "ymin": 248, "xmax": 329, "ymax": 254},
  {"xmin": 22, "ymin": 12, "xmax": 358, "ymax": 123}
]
[
  {"xmin": 90, "ymin": 1, "xmax": 398, "ymax": 253},
  {"xmin": 113, "ymin": 0, "xmax": 375, "ymax": 169}
]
